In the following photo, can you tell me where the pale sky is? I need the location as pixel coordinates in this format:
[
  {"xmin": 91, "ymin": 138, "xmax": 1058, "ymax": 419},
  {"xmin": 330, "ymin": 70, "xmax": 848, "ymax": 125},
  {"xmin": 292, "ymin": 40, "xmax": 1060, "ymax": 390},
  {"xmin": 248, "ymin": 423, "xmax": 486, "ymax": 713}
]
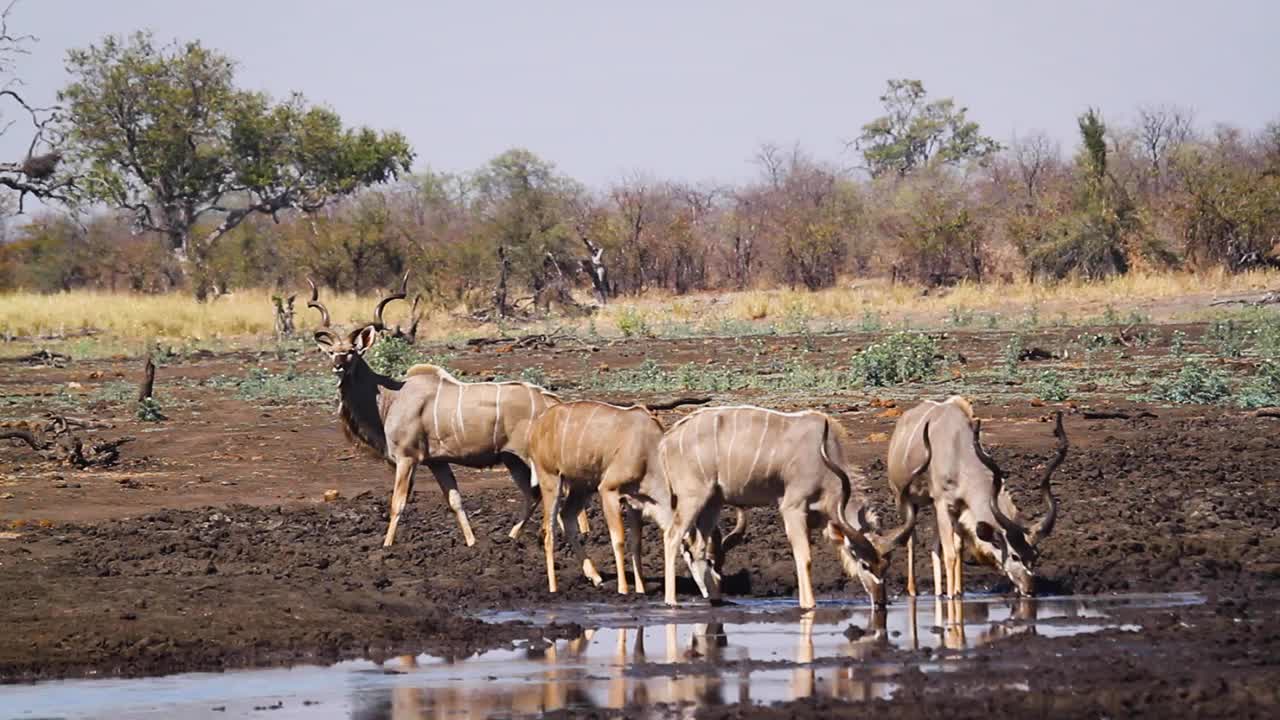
[{"xmin": 1, "ymin": 0, "xmax": 1277, "ymax": 188}]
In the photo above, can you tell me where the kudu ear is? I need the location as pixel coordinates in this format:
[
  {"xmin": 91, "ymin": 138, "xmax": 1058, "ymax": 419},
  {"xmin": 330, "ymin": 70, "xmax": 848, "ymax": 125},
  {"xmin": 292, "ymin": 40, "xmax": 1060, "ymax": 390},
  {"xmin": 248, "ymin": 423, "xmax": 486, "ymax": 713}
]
[
  {"xmin": 351, "ymin": 325, "xmax": 378, "ymax": 354},
  {"xmin": 620, "ymin": 492, "xmax": 657, "ymax": 510},
  {"xmin": 974, "ymin": 521, "xmax": 997, "ymax": 543}
]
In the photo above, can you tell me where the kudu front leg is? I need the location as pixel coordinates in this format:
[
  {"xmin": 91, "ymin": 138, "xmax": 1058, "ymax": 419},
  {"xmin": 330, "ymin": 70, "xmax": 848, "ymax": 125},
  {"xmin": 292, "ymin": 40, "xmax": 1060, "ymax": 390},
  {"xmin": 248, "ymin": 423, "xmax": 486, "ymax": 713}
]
[
  {"xmin": 781, "ymin": 507, "xmax": 815, "ymax": 609},
  {"xmin": 598, "ymin": 487, "xmax": 631, "ymax": 594},
  {"xmin": 428, "ymin": 462, "xmax": 476, "ymax": 546},
  {"xmin": 383, "ymin": 457, "xmax": 418, "ymax": 547},
  {"xmin": 539, "ymin": 468, "xmax": 561, "ymax": 593}
]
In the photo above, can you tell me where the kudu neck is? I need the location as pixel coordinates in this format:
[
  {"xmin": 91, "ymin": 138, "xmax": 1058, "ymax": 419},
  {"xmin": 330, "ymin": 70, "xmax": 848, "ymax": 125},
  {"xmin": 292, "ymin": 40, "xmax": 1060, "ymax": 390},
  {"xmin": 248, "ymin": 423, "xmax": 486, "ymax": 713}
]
[{"xmin": 336, "ymin": 356, "xmax": 402, "ymax": 461}]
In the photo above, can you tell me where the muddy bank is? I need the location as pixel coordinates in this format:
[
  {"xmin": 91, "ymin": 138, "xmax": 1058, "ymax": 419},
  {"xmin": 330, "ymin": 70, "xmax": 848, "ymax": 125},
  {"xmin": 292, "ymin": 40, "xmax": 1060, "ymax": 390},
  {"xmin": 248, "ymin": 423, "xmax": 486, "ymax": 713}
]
[{"xmin": 2, "ymin": 409, "xmax": 1278, "ymax": 685}]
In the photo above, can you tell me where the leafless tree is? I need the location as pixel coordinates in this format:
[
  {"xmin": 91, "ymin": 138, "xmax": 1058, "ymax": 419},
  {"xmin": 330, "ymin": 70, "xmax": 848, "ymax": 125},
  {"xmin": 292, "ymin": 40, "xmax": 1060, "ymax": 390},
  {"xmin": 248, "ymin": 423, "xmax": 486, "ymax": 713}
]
[
  {"xmin": 1137, "ymin": 104, "xmax": 1195, "ymax": 193},
  {"xmin": 0, "ymin": 1, "xmax": 74, "ymax": 214},
  {"xmin": 1009, "ymin": 131, "xmax": 1061, "ymax": 203}
]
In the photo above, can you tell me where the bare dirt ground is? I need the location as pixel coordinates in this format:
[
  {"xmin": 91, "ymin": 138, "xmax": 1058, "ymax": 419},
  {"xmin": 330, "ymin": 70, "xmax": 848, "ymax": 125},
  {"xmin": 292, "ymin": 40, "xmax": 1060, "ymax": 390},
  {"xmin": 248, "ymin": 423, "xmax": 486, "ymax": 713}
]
[{"xmin": 2, "ymin": 326, "xmax": 1279, "ymax": 717}]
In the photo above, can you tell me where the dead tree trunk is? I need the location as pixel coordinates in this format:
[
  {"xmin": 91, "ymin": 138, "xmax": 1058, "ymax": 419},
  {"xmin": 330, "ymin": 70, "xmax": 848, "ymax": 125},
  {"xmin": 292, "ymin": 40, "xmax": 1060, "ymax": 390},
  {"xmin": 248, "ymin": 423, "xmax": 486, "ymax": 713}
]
[
  {"xmin": 581, "ymin": 237, "xmax": 610, "ymax": 305},
  {"xmin": 272, "ymin": 294, "xmax": 297, "ymax": 338},
  {"xmin": 494, "ymin": 245, "xmax": 511, "ymax": 318},
  {"xmin": 138, "ymin": 357, "xmax": 156, "ymax": 402}
]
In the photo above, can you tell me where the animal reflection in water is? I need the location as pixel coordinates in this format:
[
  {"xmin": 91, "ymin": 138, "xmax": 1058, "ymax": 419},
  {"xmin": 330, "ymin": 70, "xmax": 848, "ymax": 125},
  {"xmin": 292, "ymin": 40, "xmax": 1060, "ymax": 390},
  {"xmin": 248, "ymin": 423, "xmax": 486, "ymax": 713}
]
[{"xmin": 354, "ymin": 598, "xmax": 1065, "ymax": 719}]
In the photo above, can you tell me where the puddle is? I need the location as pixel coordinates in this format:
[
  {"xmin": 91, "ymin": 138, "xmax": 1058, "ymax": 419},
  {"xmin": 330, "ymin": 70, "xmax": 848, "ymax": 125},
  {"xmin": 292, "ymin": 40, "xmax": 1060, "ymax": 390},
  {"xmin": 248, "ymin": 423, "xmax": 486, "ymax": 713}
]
[{"xmin": 1, "ymin": 593, "xmax": 1201, "ymax": 719}]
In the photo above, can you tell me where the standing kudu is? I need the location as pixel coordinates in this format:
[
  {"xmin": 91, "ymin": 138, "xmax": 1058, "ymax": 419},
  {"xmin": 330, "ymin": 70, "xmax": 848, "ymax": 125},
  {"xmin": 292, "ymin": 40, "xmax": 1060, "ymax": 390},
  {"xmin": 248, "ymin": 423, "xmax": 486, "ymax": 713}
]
[
  {"xmin": 631, "ymin": 405, "xmax": 919, "ymax": 609},
  {"xmin": 529, "ymin": 401, "xmax": 661, "ymax": 594},
  {"xmin": 887, "ymin": 397, "xmax": 1067, "ymax": 597},
  {"xmin": 529, "ymin": 400, "xmax": 747, "ymax": 595},
  {"xmin": 307, "ymin": 278, "xmax": 559, "ymax": 546}
]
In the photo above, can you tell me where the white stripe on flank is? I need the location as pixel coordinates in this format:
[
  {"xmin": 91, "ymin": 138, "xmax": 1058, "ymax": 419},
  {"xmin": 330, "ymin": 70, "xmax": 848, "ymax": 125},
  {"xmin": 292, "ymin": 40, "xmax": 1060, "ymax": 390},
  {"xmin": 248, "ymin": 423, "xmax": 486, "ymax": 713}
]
[
  {"xmin": 764, "ymin": 426, "xmax": 779, "ymax": 477},
  {"xmin": 727, "ymin": 411, "xmax": 739, "ymax": 472},
  {"xmin": 900, "ymin": 401, "xmax": 939, "ymax": 469},
  {"xmin": 525, "ymin": 386, "xmax": 537, "ymax": 448},
  {"xmin": 692, "ymin": 413, "xmax": 709, "ymax": 486},
  {"xmin": 577, "ymin": 404, "xmax": 601, "ymax": 469},
  {"xmin": 559, "ymin": 405, "xmax": 572, "ymax": 464},
  {"xmin": 455, "ymin": 384, "xmax": 466, "ymax": 441},
  {"xmin": 746, "ymin": 411, "xmax": 770, "ymax": 480},
  {"xmin": 492, "ymin": 384, "xmax": 503, "ymax": 448},
  {"xmin": 432, "ymin": 385, "xmax": 443, "ymax": 453}
]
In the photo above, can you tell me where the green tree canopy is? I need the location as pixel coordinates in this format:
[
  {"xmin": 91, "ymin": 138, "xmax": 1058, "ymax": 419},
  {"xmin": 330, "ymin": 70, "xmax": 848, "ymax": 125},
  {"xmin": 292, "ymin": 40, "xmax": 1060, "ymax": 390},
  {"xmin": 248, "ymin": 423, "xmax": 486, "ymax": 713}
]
[
  {"xmin": 472, "ymin": 149, "xmax": 576, "ymax": 313},
  {"xmin": 59, "ymin": 31, "xmax": 414, "ymax": 298},
  {"xmin": 857, "ymin": 79, "xmax": 1001, "ymax": 178}
]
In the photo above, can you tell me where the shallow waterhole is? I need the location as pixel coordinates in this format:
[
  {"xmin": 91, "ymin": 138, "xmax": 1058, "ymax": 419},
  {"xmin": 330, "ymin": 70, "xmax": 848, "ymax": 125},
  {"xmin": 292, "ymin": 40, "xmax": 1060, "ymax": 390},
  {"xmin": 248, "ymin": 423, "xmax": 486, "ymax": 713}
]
[{"xmin": 2, "ymin": 592, "xmax": 1201, "ymax": 719}]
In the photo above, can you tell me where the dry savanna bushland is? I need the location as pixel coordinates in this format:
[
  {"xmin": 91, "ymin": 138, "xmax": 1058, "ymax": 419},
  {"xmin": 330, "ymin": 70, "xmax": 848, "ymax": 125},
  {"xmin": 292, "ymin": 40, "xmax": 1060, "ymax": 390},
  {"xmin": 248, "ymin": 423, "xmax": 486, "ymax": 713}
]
[{"xmin": 2, "ymin": 9, "xmax": 1280, "ymax": 720}]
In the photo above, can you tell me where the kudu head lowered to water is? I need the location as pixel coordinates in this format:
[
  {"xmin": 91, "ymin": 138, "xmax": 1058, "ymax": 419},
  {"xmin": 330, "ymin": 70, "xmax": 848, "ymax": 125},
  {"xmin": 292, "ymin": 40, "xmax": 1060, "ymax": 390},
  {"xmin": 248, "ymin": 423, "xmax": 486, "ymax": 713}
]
[{"xmin": 971, "ymin": 411, "xmax": 1068, "ymax": 594}]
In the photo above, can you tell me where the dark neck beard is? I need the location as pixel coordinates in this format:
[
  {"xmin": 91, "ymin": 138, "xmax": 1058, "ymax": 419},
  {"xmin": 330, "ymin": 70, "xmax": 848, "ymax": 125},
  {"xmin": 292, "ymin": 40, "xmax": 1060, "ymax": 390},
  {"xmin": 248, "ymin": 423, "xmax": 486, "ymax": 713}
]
[{"xmin": 337, "ymin": 358, "xmax": 396, "ymax": 461}]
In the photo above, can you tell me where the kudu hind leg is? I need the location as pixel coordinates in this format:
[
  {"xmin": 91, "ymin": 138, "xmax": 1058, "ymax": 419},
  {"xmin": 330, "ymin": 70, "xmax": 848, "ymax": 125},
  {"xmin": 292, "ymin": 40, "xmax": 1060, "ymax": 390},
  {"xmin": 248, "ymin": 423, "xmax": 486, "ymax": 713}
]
[
  {"xmin": 561, "ymin": 487, "xmax": 603, "ymax": 586},
  {"xmin": 428, "ymin": 462, "xmax": 476, "ymax": 546},
  {"xmin": 502, "ymin": 454, "xmax": 538, "ymax": 540},
  {"xmin": 626, "ymin": 505, "xmax": 645, "ymax": 593},
  {"xmin": 383, "ymin": 457, "xmax": 418, "ymax": 547},
  {"xmin": 690, "ymin": 505, "xmax": 725, "ymax": 602}
]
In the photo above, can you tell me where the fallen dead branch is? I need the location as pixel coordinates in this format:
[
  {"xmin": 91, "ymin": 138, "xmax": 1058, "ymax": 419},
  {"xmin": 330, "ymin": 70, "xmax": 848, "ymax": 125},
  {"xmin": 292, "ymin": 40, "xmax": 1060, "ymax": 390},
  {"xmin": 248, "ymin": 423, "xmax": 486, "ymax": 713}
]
[
  {"xmin": 640, "ymin": 396, "xmax": 712, "ymax": 412},
  {"xmin": 1081, "ymin": 409, "xmax": 1158, "ymax": 420},
  {"xmin": 1210, "ymin": 291, "xmax": 1280, "ymax": 307},
  {"xmin": 1, "ymin": 414, "xmax": 132, "ymax": 468},
  {"xmin": 8, "ymin": 349, "xmax": 71, "ymax": 367},
  {"xmin": 1019, "ymin": 347, "xmax": 1057, "ymax": 361},
  {"xmin": 1, "ymin": 328, "xmax": 101, "ymax": 343},
  {"xmin": 464, "ymin": 327, "xmax": 595, "ymax": 352},
  {"xmin": 1249, "ymin": 407, "xmax": 1280, "ymax": 419}
]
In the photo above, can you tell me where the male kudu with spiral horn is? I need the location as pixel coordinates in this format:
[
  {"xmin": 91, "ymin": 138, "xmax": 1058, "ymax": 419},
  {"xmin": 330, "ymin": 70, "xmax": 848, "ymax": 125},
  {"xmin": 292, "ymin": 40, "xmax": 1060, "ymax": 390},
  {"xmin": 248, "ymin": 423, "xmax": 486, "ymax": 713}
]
[{"xmin": 306, "ymin": 275, "xmax": 560, "ymax": 546}]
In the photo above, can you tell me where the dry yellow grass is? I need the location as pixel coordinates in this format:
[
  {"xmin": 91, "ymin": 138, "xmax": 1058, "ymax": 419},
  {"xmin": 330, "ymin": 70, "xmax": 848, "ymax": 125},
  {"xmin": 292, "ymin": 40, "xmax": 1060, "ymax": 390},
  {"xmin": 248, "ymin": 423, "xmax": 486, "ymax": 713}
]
[
  {"xmin": 596, "ymin": 269, "xmax": 1280, "ymax": 332},
  {"xmin": 0, "ymin": 289, "xmax": 478, "ymax": 343},
  {"xmin": 1, "ymin": 269, "xmax": 1276, "ymax": 352}
]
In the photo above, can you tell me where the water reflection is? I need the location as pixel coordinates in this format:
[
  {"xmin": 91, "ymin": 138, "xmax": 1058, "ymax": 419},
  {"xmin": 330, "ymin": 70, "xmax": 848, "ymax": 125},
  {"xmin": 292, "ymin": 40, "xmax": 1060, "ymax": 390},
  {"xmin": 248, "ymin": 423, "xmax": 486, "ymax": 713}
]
[
  {"xmin": 4, "ymin": 594, "xmax": 1184, "ymax": 720},
  {"xmin": 353, "ymin": 596, "xmax": 1109, "ymax": 719}
]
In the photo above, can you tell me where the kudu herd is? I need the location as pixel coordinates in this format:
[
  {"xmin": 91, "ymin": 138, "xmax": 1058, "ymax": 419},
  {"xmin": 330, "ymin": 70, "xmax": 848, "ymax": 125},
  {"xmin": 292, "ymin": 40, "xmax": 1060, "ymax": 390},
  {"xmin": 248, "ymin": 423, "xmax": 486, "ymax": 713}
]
[{"xmin": 307, "ymin": 276, "xmax": 1070, "ymax": 608}]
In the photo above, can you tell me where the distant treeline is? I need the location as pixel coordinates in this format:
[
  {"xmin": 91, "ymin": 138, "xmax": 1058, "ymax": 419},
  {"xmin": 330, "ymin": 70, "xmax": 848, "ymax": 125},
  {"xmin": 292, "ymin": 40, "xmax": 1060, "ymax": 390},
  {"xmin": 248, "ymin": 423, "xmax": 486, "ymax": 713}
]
[{"xmin": 3, "ymin": 78, "xmax": 1278, "ymax": 311}]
